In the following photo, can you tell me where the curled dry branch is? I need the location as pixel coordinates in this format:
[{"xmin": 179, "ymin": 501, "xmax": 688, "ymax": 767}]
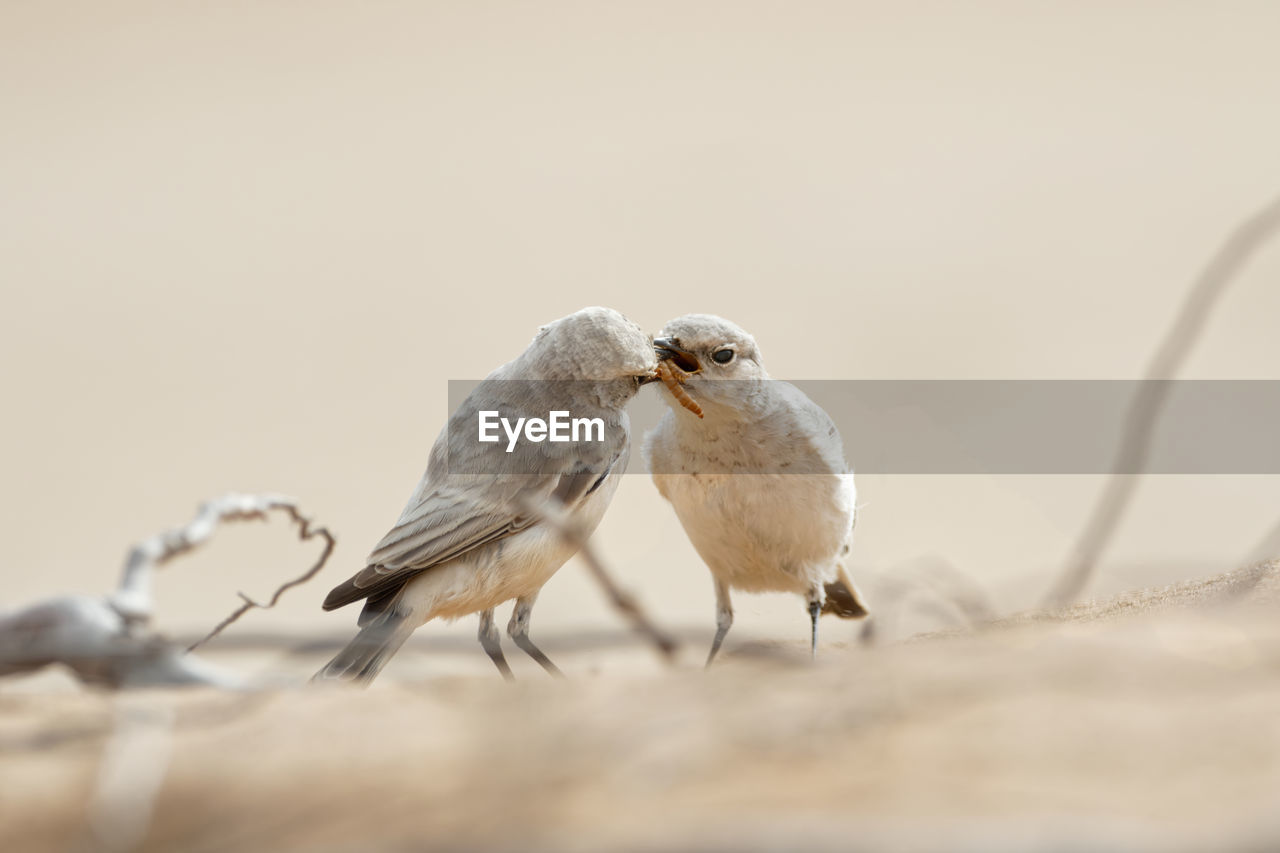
[
  {"xmin": 0, "ymin": 493, "xmax": 333, "ymax": 688},
  {"xmin": 184, "ymin": 495, "xmax": 335, "ymax": 651},
  {"xmin": 1044, "ymin": 194, "xmax": 1280, "ymax": 608}
]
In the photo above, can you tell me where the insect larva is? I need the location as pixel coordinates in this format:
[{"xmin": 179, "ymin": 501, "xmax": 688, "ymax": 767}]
[{"xmin": 657, "ymin": 360, "xmax": 703, "ymax": 418}]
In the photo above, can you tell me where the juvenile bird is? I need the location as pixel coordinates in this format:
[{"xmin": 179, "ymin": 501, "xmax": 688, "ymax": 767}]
[
  {"xmin": 643, "ymin": 314, "xmax": 867, "ymax": 665},
  {"xmin": 315, "ymin": 307, "xmax": 658, "ymax": 685}
]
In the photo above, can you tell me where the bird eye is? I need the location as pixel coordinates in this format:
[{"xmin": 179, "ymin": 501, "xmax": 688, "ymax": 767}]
[{"xmin": 712, "ymin": 348, "xmax": 734, "ymax": 364}]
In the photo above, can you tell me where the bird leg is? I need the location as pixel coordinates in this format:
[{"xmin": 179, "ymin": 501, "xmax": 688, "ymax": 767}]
[
  {"xmin": 508, "ymin": 594, "xmax": 563, "ymax": 678},
  {"xmin": 706, "ymin": 578, "xmax": 734, "ymax": 667},
  {"xmin": 807, "ymin": 586, "xmax": 824, "ymax": 660},
  {"xmin": 478, "ymin": 608, "xmax": 514, "ymax": 681}
]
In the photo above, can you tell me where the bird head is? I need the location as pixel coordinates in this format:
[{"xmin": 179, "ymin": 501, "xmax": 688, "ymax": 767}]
[
  {"xmin": 520, "ymin": 306, "xmax": 660, "ymax": 404},
  {"xmin": 651, "ymin": 314, "xmax": 768, "ymax": 414}
]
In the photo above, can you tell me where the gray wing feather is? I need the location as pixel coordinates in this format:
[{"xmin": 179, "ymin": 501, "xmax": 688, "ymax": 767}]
[
  {"xmin": 323, "ymin": 379, "xmax": 629, "ymax": 612},
  {"xmin": 771, "ymin": 382, "xmax": 851, "ymax": 476}
]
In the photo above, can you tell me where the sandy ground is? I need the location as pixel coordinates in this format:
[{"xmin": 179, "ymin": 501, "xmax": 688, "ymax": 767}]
[{"xmin": 4, "ymin": 560, "xmax": 1280, "ymax": 852}]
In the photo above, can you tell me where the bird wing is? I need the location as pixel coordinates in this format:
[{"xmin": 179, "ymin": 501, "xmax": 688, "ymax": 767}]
[
  {"xmin": 322, "ymin": 448, "xmax": 626, "ymax": 613},
  {"xmin": 320, "ymin": 488, "xmax": 532, "ymax": 611},
  {"xmin": 323, "ymin": 373, "xmax": 632, "ymax": 612},
  {"xmin": 769, "ymin": 381, "xmax": 851, "ymax": 476}
]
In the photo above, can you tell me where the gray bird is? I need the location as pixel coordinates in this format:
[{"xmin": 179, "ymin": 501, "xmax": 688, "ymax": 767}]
[
  {"xmin": 643, "ymin": 314, "xmax": 868, "ymax": 665},
  {"xmin": 315, "ymin": 307, "xmax": 658, "ymax": 685}
]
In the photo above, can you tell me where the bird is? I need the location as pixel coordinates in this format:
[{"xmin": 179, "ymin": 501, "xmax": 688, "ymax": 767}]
[
  {"xmin": 314, "ymin": 307, "xmax": 659, "ymax": 685},
  {"xmin": 642, "ymin": 314, "xmax": 868, "ymax": 665}
]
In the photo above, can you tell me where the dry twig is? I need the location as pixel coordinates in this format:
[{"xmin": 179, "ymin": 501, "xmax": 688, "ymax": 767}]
[
  {"xmin": 1245, "ymin": 519, "xmax": 1280, "ymax": 567},
  {"xmin": 87, "ymin": 698, "xmax": 175, "ymax": 852},
  {"xmin": 0, "ymin": 493, "xmax": 333, "ymax": 688},
  {"xmin": 185, "ymin": 496, "xmax": 335, "ymax": 651},
  {"xmin": 518, "ymin": 496, "xmax": 679, "ymax": 662},
  {"xmin": 1044, "ymin": 195, "xmax": 1280, "ymax": 608}
]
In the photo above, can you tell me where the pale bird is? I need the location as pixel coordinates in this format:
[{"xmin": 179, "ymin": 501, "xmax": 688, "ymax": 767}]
[
  {"xmin": 643, "ymin": 314, "xmax": 867, "ymax": 665},
  {"xmin": 315, "ymin": 307, "xmax": 658, "ymax": 685}
]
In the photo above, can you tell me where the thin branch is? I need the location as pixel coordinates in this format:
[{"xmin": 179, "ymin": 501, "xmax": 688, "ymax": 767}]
[
  {"xmin": 87, "ymin": 698, "xmax": 175, "ymax": 852},
  {"xmin": 1, "ymin": 493, "xmax": 330, "ymax": 688},
  {"xmin": 518, "ymin": 496, "xmax": 679, "ymax": 662},
  {"xmin": 1044, "ymin": 194, "xmax": 1280, "ymax": 608},
  {"xmin": 1244, "ymin": 518, "xmax": 1280, "ymax": 567},
  {"xmin": 186, "ymin": 497, "xmax": 335, "ymax": 651}
]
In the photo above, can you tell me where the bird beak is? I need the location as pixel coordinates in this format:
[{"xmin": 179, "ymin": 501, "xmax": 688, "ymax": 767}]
[{"xmin": 653, "ymin": 338, "xmax": 702, "ymax": 374}]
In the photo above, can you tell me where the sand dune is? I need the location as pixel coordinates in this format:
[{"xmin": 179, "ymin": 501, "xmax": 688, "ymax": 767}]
[{"xmin": 3, "ymin": 560, "xmax": 1279, "ymax": 852}]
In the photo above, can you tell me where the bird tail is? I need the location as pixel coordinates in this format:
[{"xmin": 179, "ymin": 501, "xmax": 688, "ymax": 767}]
[
  {"xmin": 311, "ymin": 608, "xmax": 415, "ymax": 686},
  {"xmin": 822, "ymin": 565, "xmax": 869, "ymax": 619}
]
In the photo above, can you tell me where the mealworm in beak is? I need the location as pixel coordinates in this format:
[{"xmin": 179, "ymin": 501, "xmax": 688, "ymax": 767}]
[{"xmin": 657, "ymin": 361, "xmax": 704, "ymax": 418}]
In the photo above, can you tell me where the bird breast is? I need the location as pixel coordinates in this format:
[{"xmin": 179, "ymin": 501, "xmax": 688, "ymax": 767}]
[{"xmin": 653, "ymin": 470, "xmax": 854, "ymax": 593}]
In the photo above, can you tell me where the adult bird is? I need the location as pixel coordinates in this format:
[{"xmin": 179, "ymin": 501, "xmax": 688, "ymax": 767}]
[{"xmin": 315, "ymin": 307, "xmax": 658, "ymax": 685}]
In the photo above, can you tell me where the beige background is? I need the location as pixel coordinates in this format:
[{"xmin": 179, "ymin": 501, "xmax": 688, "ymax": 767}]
[{"xmin": 3, "ymin": 1, "xmax": 1279, "ymax": 648}]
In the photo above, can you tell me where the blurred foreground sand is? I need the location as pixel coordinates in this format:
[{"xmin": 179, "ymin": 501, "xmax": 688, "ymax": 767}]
[{"xmin": 3, "ymin": 560, "xmax": 1280, "ymax": 852}]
